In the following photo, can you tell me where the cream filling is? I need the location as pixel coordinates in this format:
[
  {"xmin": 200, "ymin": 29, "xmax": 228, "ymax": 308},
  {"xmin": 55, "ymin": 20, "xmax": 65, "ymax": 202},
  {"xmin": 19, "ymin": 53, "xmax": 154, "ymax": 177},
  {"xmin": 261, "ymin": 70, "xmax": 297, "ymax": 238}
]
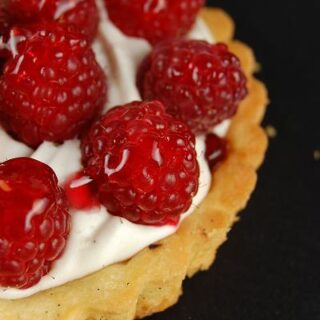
[{"xmin": 0, "ymin": 1, "xmax": 230, "ymax": 299}]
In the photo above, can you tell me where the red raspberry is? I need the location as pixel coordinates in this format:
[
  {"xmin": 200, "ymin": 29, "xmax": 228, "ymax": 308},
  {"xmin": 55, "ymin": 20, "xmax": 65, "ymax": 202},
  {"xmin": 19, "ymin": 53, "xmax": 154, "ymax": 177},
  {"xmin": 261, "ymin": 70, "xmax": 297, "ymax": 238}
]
[
  {"xmin": 205, "ymin": 133, "xmax": 227, "ymax": 171},
  {"xmin": 81, "ymin": 101, "xmax": 199, "ymax": 226},
  {"xmin": 104, "ymin": 0, "xmax": 204, "ymax": 44},
  {"xmin": 5, "ymin": 0, "xmax": 99, "ymax": 42},
  {"xmin": 138, "ymin": 40, "xmax": 248, "ymax": 133},
  {"xmin": 0, "ymin": 23, "xmax": 107, "ymax": 147},
  {"xmin": 0, "ymin": 158, "xmax": 70, "ymax": 289}
]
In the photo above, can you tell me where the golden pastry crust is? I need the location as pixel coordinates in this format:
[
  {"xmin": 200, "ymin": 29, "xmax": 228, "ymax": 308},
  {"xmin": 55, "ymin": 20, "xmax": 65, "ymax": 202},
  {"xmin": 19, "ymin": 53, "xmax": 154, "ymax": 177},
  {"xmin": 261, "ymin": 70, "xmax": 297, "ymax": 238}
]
[{"xmin": 0, "ymin": 8, "xmax": 268, "ymax": 320}]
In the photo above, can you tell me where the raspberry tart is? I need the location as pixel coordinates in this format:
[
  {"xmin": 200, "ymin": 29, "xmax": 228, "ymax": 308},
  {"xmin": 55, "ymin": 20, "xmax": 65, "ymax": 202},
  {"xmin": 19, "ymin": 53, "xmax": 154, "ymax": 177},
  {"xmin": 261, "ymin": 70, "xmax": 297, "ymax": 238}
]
[{"xmin": 0, "ymin": 1, "xmax": 268, "ymax": 319}]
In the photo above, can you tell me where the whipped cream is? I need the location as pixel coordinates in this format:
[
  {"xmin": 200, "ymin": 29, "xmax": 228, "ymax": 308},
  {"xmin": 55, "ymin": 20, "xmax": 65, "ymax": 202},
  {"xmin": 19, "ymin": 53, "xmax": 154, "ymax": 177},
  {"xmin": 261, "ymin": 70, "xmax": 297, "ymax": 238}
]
[{"xmin": 0, "ymin": 1, "xmax": 229, "ymax": 299}]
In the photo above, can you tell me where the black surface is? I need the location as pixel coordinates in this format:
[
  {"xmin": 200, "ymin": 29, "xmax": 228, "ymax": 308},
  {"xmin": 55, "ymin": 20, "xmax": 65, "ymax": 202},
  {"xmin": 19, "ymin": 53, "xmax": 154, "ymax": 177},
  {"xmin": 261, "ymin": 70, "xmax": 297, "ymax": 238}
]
[{"xmin": 149, "ymin": 0, "xmax": 320, "ymax": 319}]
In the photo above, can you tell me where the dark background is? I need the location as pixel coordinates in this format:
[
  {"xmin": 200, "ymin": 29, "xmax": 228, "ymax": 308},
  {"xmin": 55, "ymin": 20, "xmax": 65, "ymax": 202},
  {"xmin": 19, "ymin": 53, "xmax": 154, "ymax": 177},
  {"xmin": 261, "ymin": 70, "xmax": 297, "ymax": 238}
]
[{"xmin": 150, "ymin": 0, "xmax": 320, "ymax": 319}]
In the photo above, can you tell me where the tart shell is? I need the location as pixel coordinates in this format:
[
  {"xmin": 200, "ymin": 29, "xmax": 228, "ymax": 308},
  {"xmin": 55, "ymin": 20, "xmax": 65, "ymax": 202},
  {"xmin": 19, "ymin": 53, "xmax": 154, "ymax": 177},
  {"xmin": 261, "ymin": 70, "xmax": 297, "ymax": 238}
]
[{"xmin": 0, "ymin": 8, "xmax": 268, "ymax": 320}]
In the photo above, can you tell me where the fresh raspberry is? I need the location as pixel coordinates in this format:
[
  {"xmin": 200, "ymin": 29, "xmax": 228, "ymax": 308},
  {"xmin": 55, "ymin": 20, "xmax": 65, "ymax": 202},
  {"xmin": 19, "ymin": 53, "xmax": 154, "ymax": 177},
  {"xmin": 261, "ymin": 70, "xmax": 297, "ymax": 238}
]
[
  {"xmin": 0, "ymin": 158, "xmax": 70, "ymax": 289},
  {"xmin": 138, "ymin": 40, "xmax": 248, "ymax": 133},
  {"xmin": 205, "ymin": 133, "xmax": 227, "ymax": 170},
  {"xmin": 5, "ymin": 0, "xmax": 99, "ymax": 42},
  {"xmin": 0, "ymin": 23, "xmax": 107, "ymax": 147},
  {"xmin": 104, "ymin": 0, "xmax": 204, "ymax": 44},
  {"xmin": 81, "ymin": 101, "xmax": 199, "ymax": 226}
]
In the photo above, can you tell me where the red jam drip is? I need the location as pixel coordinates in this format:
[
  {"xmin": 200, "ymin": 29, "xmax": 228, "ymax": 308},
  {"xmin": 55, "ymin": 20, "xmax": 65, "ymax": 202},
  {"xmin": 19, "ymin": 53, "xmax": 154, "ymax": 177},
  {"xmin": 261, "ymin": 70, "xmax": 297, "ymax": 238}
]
[
  {"xmin": 64, "ymin": 172, "xmax": 179, "ymax": 226},
  {"xmin": 64, "ymin": 171, "xmax": 99, "ymax": 210},
  {"xmin": 205, "ymin": 133, "xmax": 227, "ymax": 171}
]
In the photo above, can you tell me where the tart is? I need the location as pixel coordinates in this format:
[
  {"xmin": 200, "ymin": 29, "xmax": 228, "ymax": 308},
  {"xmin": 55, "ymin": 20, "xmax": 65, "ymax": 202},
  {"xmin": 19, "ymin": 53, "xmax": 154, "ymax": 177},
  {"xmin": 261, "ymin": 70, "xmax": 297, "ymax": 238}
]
[{"xmin": 0, "ymin": 2, "xmax": 268, "ymax": 320}]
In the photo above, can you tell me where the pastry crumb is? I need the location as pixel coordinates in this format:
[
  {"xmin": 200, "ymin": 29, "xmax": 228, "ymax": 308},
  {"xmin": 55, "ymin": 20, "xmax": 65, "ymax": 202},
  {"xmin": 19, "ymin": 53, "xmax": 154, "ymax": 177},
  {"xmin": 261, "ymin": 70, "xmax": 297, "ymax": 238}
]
[
  {"xmin": 314, "ymin": 150, "xmax": 320, "ymax": 161},
  {"xmin": 149, "ymin": 243, "xmax": 162, "ymax": 250},
  {"xmin": 255, "ymin": 62, "xmax": 262, "ymax": 72},
  {"xmin": 265, "ymin": 125, "xmax": 277, "ymax": 138}
]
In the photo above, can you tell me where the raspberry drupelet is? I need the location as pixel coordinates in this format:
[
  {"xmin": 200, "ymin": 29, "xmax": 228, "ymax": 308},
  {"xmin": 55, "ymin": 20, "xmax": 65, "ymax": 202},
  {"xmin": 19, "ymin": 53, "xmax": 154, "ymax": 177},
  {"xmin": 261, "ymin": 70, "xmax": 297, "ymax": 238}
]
[
  {"xmin": 81, "ymin": 101, "xmax": 200, "ymax": 226},
  {"xmin": 104, "ymin": 0, "xmax": 204, "ymax": 45},
  {"xmin": 4, "ymin": 0, "xmax": 99, "ymax": 42},
  {"xmin": 0, "ymin": 158, "xmax": 70, "ymax": 289},
  {"xmin": 0, "ymin": 23, "xmax": 107, "ymax": 147},
  {"xmin": 138, "ymin": 40, "xmax": 248, "ymax": 133}
]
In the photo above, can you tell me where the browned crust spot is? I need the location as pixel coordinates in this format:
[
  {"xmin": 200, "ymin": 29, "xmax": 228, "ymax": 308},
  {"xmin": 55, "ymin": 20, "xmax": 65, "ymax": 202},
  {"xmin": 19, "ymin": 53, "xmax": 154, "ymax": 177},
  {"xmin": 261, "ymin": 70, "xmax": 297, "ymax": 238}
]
[{"xmin": 0, "ymin": 8, "xmax": 269, "ymax": 320}]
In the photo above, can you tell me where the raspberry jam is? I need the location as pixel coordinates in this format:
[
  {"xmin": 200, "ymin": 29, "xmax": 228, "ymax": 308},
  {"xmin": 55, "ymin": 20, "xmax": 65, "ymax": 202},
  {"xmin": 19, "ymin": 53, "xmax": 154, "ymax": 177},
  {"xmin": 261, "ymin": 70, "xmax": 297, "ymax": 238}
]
[
  {"xmin": 205, "ymin": 133, "xmax": 227, "ymax": 170},
  {"xmin": 64, "ymin": 172, "xmax": 99, "ymax": 210}
]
